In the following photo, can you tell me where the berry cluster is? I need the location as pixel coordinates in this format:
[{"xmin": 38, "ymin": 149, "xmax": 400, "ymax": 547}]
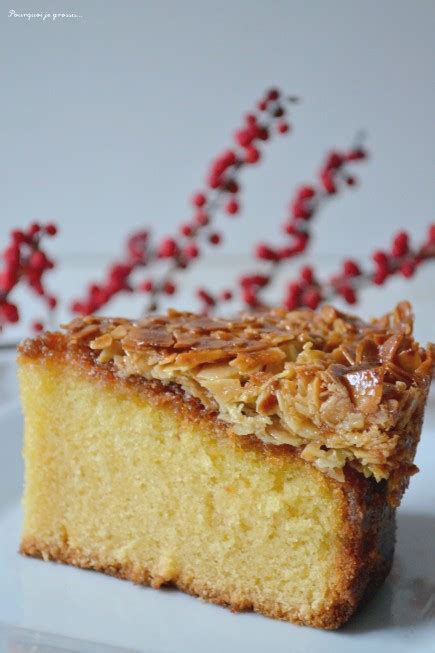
[
  {"xmin": 196, "ymin": 142, "xmax": 367, "ymax": 312},
  {"xmin": 70, "ymin": 230, "xmax": 150, "ymax": 314},
  {"xmin": 0, "ymin": 223, "xmax": 58, "ymax": 332},
  {"xmin": 197, "ymin": 224, "xmax": 435, "ymax": 315},
  {"xmin": 2, "ymin": 88, "xmax": 433, "ymax": 335},
  {"xmin": 281, "ymin": 225, "xmax": 435, "ymax": 310},
  {"xmin": 142, "ymin": 88, "xmax": 297, "ymax": 313},
  {"xmin": 284, "ymin": 261, "xmax": 358, "ymax": 310},
  {"xmin": 71, "ymin": 88, "xmax": 297, "ymax": 316}
]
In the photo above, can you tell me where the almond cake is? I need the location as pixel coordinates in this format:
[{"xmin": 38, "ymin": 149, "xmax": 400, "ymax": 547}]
[{"xmin": 18, "ymin": 301, "xmax": 432, "ymax": 628}]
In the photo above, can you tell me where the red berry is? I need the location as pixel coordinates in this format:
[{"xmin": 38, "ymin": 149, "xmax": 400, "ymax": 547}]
[
  {"xmin": 192, "ymin": 192, "xmax": 206, "ymax": 208},
  {"xmin": 180, "ymin": 223, "xmax": 194, "ymax": 237},
  {"xmin": 3, "ymin": 244, "xmax": 19, "ymax": 261},
  {"xmin": 27, "ymin": 222, "xmax": 40, "ymax": 237},
  {"xmin": 139, "ymin": 280, "xmax": 154, "ymax": 292},
  {"xmin": 280, "ymin": 238, "xmax": 308, "ymax": 259},
  {"xmin": 346, "ymin": 176, "xmax": 356, "ymax": 186},
  {"xmin": 211, "ymin": 157, "xmax": 229, "ymax": 176},
  {"xmin": 3, "ymin": 245, "xmax": 20, "ymax": 266},
  {"xmin": 267, "ymin": 88, "xmax": 280, "ymax": 101},
  {"xmin": 127, "ymin": 231, "xmax": 148, "ymax": 262},
  {"xmin": 343, "ymin": 259, "xmax": 361, "ymax": 277},
  {"xmin": 239, "ymin": 275, "xmax": 252, "ymax": 288},
  {"xmin": 287, "ymin": 281, "xmax": 302, "ymax": 296},
  {"xmin": 88, "ymin": 282, "xmax": 101, "ymax": 297},
  {"xmin": 71, "ymin": 301, "xmax": 84, "ymax": 314},
  {"xmin": 225, "ymin": 179, "xmax": 239, "ymax": 194},
  {"xmin": 277, "ymin": 121, "xmax": 289, "ymax": 134},
  {"xmin": 255, "ymin": 274, "xmax": 269, "ymax": 287},
  {"xmin": 225, "ymin": 200, "xmax": 239, "ymax": 215},
  {"xmin": 0, "ymin": 267, "xmax": 17, "ymax": 292},
  {"xmin": 346, "ymin": 148, "xmax": 366, "ymax": 161},
  {"xmin": 184, "ymin": 243, "xmax": 200, "ymax": 259},
  {"xmin": 300, "ymin": 266, "xmax": 314, "ymax": 284},
  {"xmin": 284, "ymin": 295, "xmax": 298, "ymax": 310},
  {"xmin": 273, "ymin": 106, "xmax": 285, "ymax": 118},
  {"xmin": 297, "ymin": 186, "xmax": 316, "ymax": 200},
  {"xmin": 320, "ymin": 171, "xmax": 336, "ymax": 194},
  {"xmin": 209, "ymin": 232, "xmax": 221, "ymax": 245},
  {"xmin": 158, "ymin": 238, "xmax": 178, "ymax": 258},
  {"xmin": 256, "ymin": 244, "xmax": 277, "ymax": 261},
  {"xmin": 221, "ymin": 290, "xmax": 233, "ymax": 301},
  {"xmin": 283, "ymin": 221, "xmax": 297, "ymax": 235},
  {"xmin": 256, "ymin": 126, "xmax": 269, "ymax": 141},
  {"xmin": 109, "ymin": 263, "xmax": 133, "ymax": 282},
  {"xmin": 32, "ymin": 321, "xmax": 44, "ymax": 332},
  {"xmin": 325, "ymin": 152, "xmax": 343, "ymax": 169},
  {"xmin": 244, "ymin": 146, "xmax": 260, "ymax": 164},
  {"xmin": 11, "ymin": 230, "xmax": 26, "ymax": 245},
  {"xmin": 278, "ymin": 246, "xmax": 298, "ymax": 259},
  {"xmin": 30, "ymin": 250, "xmax": 47, "ymax": 269},
  {"xmin": 302, "ymin": 288, "xmax": 321, "ymax": 310},
  {"xmin": 196, "ymin": 288, "xmax": 215, "ymax": 306},
  {"xmin": 372, "ymin": 250, "xmax": 389, "ymax": 267},
  {"xmin": 195, "ymin": 211, "xmax": 209, "ymax": 226},
  {"xmin": 45, "ymin": 223, "xmax": 58, "ymax": 236},
  {"xmin": 242, "ymin": 287, "xmax": 257, "ymax": 307},
  {"xmin": 400, "ymin": 261, "xmax": 415, "ymax": 278},
  {"xmin": 294, "ymin": 234, "xmax": 309, "ymax": 253},
  {"xmin": 257, "ymin": 100, "xmax": 268, "ymax": 111},
  {"xmin": 163, "ymin": 281, "xmax": 176, "ymax": 295},
  {"xmin": 87, "ymin": 287, "xmax": 105, "ymax": 307},
  {"xmin": 291, "ymin": 199, "xmax": 312, "ymax": 220},
  {"xmin": 30, "ymin": 279, "xmax": 45, "ymax": 296},
  {"xmin": 223, "ymin": 149, "xmax": 237, "ymax": 165},
  {"xmin": 47, "ymin": 296, "xmax": 57, "ymax": 309},
  {"xmin": 208, "ymin": 176, "xmax": 220, "ymax": 189},
  {"xmin": 100, "ymin": 286, "xmax": 112, "ymax": 303},
  {"xmin": 240, "ymin": 274, "xmax": 269, "ymax": 288},
  {"xmin": 1, "ymin": 301, "xmax": 19, "ymax": 323},
  {"xmin": 392, "ymin": 231, "xmax": 409, "ymax": 258},
  {"xmin": 235, "ymin": 129, "xmax": 252, "ymax": 148},
  {"xmin": 245, "ymin": 113, "xmax": 257, "ymax": 126},
  {"xmin": 340, "ymin": 285, "xmax": 357, "ymax": 304}
]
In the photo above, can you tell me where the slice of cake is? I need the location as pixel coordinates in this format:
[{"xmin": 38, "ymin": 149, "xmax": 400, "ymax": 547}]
[{"xmin": 18, "ymin": 302, "xmax": 432, "ymax": 629}]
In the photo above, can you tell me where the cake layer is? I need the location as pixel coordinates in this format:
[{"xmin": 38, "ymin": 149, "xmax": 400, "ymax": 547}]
[
  {"xmin": 19, "ymin": 351, "xmax": 395, "ymax": 629},
  {"xmin": 56, "ymin": 302, "xmax": 433, "ymax": 505}
]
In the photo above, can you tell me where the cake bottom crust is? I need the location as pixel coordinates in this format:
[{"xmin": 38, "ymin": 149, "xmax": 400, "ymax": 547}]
[{"xmin": 20, "ymin": 535, "xmax": 394, "ymax": 630}]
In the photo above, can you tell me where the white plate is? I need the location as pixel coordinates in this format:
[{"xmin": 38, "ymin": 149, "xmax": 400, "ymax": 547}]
[{"xmin": 1, "ymin": 394, "xmax": 435, "ymax": 653}]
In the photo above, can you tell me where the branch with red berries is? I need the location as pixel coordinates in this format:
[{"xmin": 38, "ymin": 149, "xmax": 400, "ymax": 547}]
[
  {"xmin": 70, "ymin": 230, "xmax": 150, "ymax": 315},
  {"xmin": 195, "ymin": 224, "xmax": 435, "ymax": 313},
  {"xmin": 195, "ymin": 140, "xmax": 368, "ymax": 312},
  {"xmin": 1, "ymin": 87, "xmax": 434, "ymax": 340},
  {"xmin": 70, "ymin": 88, "xmax": 298, "ymax": 316},
  {"xmin": 280, "ymin": 225, "xmax": 435, "ymax": 310},
  {"xmin": 0, "ymin": 223, "xmax": 58, "ymax": 333}
]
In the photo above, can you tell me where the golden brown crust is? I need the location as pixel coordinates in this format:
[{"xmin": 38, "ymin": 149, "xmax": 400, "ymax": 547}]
[{"xmin": 18, "ymin": 302, "xmax": 433, "ymax": 504}]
